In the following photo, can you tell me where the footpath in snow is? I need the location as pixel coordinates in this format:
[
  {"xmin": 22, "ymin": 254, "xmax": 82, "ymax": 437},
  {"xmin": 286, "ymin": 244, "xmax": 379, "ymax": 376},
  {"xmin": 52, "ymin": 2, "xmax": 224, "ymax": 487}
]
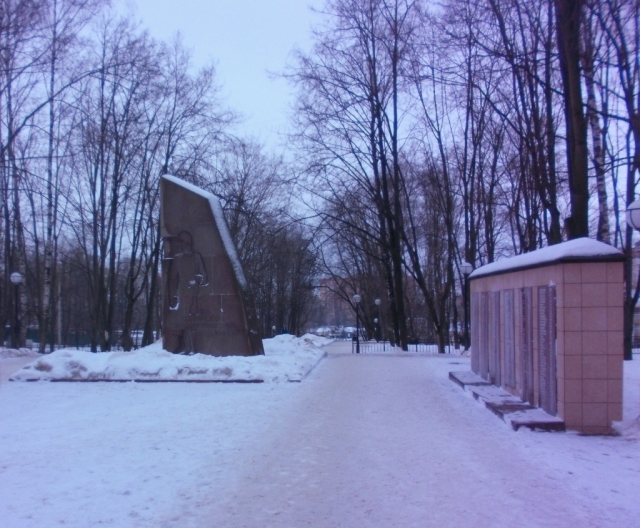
[{"xmin": 0, "ymin": 341, "xmax": 639, "ymax": 527}]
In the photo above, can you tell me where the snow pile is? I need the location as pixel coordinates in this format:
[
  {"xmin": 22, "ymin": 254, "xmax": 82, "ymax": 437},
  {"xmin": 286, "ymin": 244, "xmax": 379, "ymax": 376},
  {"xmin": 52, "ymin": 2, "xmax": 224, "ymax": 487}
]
[
  {"xmin": 471, "ymin": 237, "xmax": 623, "ymax": 279},
  {"xmin": 0, "ymin": 347, "xmax": 39, "ymax": 359},
  {"xmin": 295, "ymin": 333, "xmax": 334, "ymax": 348},
  {"xmin": 9, "ymin": 334, "xmax": 329, "ymax": 383},
  {"xmin": 613, "ymin": 355, "xmax": 640, "ymax": 438}
]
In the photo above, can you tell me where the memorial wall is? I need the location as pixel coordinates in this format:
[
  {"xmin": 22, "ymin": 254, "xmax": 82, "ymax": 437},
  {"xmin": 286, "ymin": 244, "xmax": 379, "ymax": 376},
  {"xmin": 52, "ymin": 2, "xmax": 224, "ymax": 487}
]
[{"xmin": 469, "ymin": 239, "xmax": 625, "ymax": 434}]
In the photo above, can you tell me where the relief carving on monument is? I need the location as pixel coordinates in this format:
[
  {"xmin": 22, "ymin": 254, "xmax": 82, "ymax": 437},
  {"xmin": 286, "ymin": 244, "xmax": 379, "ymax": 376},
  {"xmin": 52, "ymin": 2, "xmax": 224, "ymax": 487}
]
[
  {"xmin": 161, "ymin": 175, "xmax": 264, "ymax": 356},
  {"xmin": 164, "ymin": 230, "xmax": 210, "ymax": 353}
]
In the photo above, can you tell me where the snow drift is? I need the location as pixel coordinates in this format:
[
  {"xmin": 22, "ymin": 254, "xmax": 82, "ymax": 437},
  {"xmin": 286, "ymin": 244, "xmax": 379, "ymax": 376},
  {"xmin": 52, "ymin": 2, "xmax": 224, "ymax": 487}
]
[{"xmin": 9, "ymin": 334, "xmax": 331, "ymax": 383}]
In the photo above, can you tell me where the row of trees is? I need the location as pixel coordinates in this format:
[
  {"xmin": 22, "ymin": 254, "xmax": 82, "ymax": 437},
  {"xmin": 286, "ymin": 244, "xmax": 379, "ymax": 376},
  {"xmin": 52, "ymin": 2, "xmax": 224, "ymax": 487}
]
[
  {"xmin": 4, "ymin": 0, "xmax": 639, "ymax": 356},
  {"xmin": 289, "ymin": 0, "xmax": 640, "ymax": 356},
  {"xmin": 1, "ymin": 1, "xmax": 318, "ymax": 351}
]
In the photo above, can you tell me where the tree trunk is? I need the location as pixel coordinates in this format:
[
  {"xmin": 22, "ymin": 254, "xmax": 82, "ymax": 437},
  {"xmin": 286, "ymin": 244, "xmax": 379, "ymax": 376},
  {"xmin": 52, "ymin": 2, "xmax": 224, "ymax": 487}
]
[{"xmin": 555, "ymin": 0, "xmax": 589, "ymax": 238}]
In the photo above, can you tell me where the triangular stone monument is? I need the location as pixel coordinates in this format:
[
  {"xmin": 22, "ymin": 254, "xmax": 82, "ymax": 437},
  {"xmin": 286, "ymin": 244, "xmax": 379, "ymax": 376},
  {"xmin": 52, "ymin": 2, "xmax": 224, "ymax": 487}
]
[{"xmin": 161, "ymin": 175, "xmax": 264, "ymax": 356}]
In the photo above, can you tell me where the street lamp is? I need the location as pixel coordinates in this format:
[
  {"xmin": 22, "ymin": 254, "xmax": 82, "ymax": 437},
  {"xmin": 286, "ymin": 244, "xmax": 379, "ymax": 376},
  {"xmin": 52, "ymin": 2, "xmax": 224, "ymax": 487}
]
[
  {"xmin": 10, "ymin": 271, "xmax": 23, "ymax": 349},
  {"xmin": 353, "ymin": 294, "xmax": 361, "ymax": 354},
  {"xmin": 625, "ymin": 199, "xmax": 640, "ymax": 360},
  {"xmin": 460, "ymin": 261, "xmax": 473, "ymax": 350},
  {"xmin": 626, "ymin": 199, "xmax": 640, "ymax": 230},
  {"xmin": 374, "ymin": 298, "xmax": 381, "ymax": 342},
  {"xmin": 272, "ymin": 325, "xmax": 276, "ymax": 338}
]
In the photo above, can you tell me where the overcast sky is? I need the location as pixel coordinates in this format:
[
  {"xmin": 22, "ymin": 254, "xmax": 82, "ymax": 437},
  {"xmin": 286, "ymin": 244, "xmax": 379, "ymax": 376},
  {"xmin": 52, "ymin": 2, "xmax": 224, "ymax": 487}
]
[{"xmin": 118, "ymin": 0, "xmax": 323, "ymax": 150}]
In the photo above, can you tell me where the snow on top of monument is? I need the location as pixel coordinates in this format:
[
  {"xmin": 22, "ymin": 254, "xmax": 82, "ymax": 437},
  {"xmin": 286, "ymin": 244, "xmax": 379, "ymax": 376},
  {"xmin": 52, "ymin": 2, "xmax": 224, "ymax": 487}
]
[
  {"xmin": 9, "ymin": 334, "xmax": 330, "ymax": 383},
  {"xmin": 470, "ymin": 238, "xmax": 622, "ymax": 279},
  {"xmin": 162, "ymin": 174, "xmax": 247, "ymax": 288}
]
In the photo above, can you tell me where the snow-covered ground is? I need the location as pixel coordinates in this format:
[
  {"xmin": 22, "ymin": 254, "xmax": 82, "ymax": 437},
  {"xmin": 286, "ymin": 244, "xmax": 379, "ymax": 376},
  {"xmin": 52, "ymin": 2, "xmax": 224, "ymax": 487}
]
[
  {"xmin": 0, "ymin": 342, "xmax": 639, "ymax": 527},
  {"xmin": 0, "ymin": 347, "xmax": 39, "ymax": 385},
  {"xmin": 7, "ymin": 334, "xmax": 329, "ymax": 383}
]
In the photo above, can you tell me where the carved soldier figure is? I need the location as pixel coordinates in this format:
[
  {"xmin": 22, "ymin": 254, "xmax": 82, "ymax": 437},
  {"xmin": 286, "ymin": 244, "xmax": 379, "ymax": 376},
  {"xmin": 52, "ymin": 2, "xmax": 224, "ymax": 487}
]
[
  {"xmin": 166, "ymin": 231, "xmax": 209, "ymax": 352},
  {"xmin": 168, "ymin": 231, "xmax": 208, "ymax": 315}
]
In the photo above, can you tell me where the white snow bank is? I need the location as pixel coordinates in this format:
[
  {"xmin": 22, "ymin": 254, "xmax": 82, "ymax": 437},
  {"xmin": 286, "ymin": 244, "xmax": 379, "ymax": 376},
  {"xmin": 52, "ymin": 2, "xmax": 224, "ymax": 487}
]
[
  {"xmin": 470, "ymin": 237, "xmax": 622, "ymax": 279},
  {"xmin": 9, "ymin": 335, "xmax": 330, "ymax": 383},
  {"xmin": 0, "ymin": 347, "xmax": 39, "ymax": 358},
  {"xmin": 297, "ymin": 333, "xmax": 334, "ymax": 348},
  {"xmin": 613, "ymin": 354, "xmax": 640, "ymax": 438}
]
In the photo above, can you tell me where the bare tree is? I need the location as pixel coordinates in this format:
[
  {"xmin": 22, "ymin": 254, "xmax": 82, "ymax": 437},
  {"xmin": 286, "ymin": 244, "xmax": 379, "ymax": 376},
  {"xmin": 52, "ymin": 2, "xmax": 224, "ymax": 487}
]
[
  {"xmin": 555, "ymin": 0, "xmax": 590, "ymax": 238},
  {"xmin": 290, "ymin": 0, "xmax": 423, "ymax": 349},
  {"xmin": 39, "ymin": 0, "xmax": 104, "ymax": 352},
  {"xmin": 591, "ymin": 0, "xmax": 640, "ymax": 360}
]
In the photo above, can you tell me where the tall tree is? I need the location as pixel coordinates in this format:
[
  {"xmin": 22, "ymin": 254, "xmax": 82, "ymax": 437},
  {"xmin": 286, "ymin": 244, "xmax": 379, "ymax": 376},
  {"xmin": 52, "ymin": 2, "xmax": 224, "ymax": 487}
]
[
  {"xmin": 290, "ymin": 0, "xmax": 421, "ymax": 349},
  {"xmin": 555, "ymin": 0, "xmax": 589, "ymax": 238},
  {"xmin": 40, "ymin": 0, "xmax": 104, "ymax": 352}
]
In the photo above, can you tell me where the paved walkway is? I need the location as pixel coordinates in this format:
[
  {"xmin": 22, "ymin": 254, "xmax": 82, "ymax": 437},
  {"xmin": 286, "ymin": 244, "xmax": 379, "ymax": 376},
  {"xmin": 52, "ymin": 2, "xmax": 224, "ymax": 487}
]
[{"xmin": 184, "ymin": 342, "xmax": 636, "ymax": 527}]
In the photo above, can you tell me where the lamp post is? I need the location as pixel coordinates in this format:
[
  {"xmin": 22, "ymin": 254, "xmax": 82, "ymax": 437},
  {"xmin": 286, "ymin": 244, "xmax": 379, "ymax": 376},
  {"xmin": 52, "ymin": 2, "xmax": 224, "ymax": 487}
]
[
  {"xmin": 460, "ymin": 261, "xmax": 473, "ymax": 350},
  {"xmin": 625, "ymin": 199, "xmax": 640, "ymax": 360},
  {"xmin": 375, "ymin": 298, "xmax": 384, "ymax": 350},
  {"xmin": 10, "ymin": 271, "xmax": 23, "ymax": 349},
  {"xmin": 626, "ymin": 199, "xmax": 640, "ymax": 230},
  {"xmin": 272, "ymin": 325, "xmax": 276, "ymax": 338},
  {"xmin": 353, "ymin": 294, "xmax": 361, "ymax": 354}
]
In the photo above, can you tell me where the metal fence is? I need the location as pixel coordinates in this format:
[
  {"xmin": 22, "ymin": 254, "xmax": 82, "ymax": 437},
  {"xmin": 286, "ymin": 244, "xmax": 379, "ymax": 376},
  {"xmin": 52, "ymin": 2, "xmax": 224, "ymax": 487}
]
[{"xmin": 351, "ymin": 341, "xmax": 456, "ymax": 354}]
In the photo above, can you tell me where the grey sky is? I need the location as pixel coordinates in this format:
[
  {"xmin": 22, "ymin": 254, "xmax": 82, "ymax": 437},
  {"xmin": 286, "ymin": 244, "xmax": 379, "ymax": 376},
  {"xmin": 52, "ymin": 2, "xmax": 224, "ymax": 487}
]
[{"xmin": 120, "ymin": 0, "xmax": 323, "ymax": 150}]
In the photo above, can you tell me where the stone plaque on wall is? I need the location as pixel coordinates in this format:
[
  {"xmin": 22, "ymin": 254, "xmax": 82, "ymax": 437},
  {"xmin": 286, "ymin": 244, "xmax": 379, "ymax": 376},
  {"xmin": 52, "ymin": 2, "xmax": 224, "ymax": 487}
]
[
  {"xmin": 520, "ymin": 287, "xmax": 534, "ymax": 404},
  {"xmin": 503, "ymin": 289, "xmax": 516, "ymax": 388},
  {"xmin": 161, "ymin": 175, "xmax": 264, "ymax": 356},
  {"xmin": 538, "ymin": 285, "xmax": 557, "ymax": 415},
  {"xmin": 471, "ymin": 292, "xmax": 480, "ymax": 374},
  {"xmin": 489, "ymin": 291, "xmax": 501, "ymax": 386},
  {"xmin": 479, "ymin": 292, "xmax": 489, "ymax": 379}
]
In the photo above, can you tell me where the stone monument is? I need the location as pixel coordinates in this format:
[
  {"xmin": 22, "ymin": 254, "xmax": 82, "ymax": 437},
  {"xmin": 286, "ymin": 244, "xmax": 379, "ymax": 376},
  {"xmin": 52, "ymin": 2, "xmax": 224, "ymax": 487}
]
[{"xmin": 161, "ymin": 175, "xmax": 264, "ymax": 356}]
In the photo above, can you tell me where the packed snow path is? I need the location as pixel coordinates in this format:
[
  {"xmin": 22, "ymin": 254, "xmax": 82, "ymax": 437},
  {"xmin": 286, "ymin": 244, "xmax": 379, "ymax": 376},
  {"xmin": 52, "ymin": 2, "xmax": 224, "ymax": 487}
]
[
  {"xmin": 1, "ymin": 342, "xmax": 639, "ymax": 527},
  {"xmin": 191, "ymin": 343, "xmax": 639, "ymax": 527}
]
